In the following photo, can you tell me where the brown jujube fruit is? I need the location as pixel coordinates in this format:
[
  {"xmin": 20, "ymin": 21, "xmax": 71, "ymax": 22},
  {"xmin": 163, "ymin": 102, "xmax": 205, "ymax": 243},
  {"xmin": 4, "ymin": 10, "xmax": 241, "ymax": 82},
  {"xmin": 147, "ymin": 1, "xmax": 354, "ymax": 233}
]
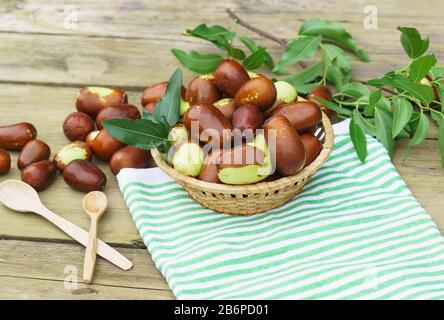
[
  {"xmin": 186, "ymin": 75, "xmax": 221, "ymax": 105},
  {"xmin": 183, "ymin": 103, "xmax": 232, "ymax": 147},
  {"xmin": 53, "ymin": 141, "xmax": 93, "ymax": 171},
  {"xmin": 90, "ymin": 129, "xmax": 126, "ymax": 161},
  {"xmin": 109, "ymin": 146, "xmax": 151, "ymax": 175},
  {"xmin": 232, "ymin": 104, "xmax": 263, "ymax": 132},
  {"xmin": 96, "ymin": 104, "xmax": 141, "ymax": 129},
  {"xmin": 307, "ymin": 85, "xmax": 333, "ymax": 115},
  {"xmin": 63, "ymin": 160, "xmax": 107, "ymax": 192},
  {"xmin": 234, "ymin": 77, "xmax": 277, "ymax": 110},
  {"xmin": 85, "ymin": 130, "xmax": 99, "ymax": 148},
  {"xmin": 263, "ymin": 115, "xmax": 306, "ymax": 176},
  {"xmin": 213, "ymin": 98, "xmax": 236, "ymax": 121},
  {"xmin": 21, "ymin": 160, "xmax": 57, "ymax": 191},
  {"xmin": 300, "ymin": 134, "xmax": 322, "ymax": 167},
  {"xmin": 214, "ymin": 60, "xmax": 250, "ymax": 97},
  {"xmin": 0, "ymin": 148, "xmax": 11, "ymax": 175},
  {"xmin": 63, "ymin": 112, "xmax": 95, "ymax": 141},
  {"xmin": 144, "ymin": 102, "xmax": 157, "ymax": 114},
  {"xmin": 270, "ymin": 101, "xmax": 322, "ymax": 133},
  {"xmin": 0, "ymin": 122, "xmax": 37, "ymax": 151},
  {"xmin": 141, "ymin": 81, "xmax": 186, "ymax": 107},
  {"xmin": 17, "ymin": 140, "xmax": 51, "ymax": 171},
  {"xmin": 199, "ymin": 149, "xmax": 222, "ymax": 183},
  {"xmin": 76, "ymin": 87, "xmax": 127, "ymax": 118}
]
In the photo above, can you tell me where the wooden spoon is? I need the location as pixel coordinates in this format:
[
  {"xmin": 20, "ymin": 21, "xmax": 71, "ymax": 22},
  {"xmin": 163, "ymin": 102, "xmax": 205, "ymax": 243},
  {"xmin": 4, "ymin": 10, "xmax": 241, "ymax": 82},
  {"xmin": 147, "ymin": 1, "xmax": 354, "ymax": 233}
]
[
  {"xmin": 83, "ymin": 191, "xmax": 107, "ymax": 283},
  {"xmin": 0, "ymin": 180, "xmax": 132, "ymax": 271}
]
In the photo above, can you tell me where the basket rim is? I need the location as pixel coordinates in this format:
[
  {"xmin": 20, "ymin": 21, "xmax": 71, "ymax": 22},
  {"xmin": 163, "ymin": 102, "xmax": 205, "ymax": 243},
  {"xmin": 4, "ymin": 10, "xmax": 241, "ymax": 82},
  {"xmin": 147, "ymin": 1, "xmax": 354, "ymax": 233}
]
[{"xmin": 152, "ymin": 111, "xmax": 334, "ymax": 194}]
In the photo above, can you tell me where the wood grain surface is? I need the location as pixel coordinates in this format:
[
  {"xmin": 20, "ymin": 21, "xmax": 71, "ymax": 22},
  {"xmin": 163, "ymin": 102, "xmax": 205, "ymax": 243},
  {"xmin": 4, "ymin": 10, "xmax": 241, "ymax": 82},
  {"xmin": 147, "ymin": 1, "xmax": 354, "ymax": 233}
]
[{"xmin": 0, "ymin": 0, "xmax": 443, "ymax": 299}]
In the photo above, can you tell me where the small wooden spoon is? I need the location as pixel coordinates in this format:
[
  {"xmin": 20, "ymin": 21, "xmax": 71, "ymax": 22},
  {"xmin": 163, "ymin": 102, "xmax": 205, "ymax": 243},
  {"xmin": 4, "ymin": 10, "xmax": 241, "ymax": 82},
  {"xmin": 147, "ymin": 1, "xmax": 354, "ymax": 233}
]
[
  {"xmin": 0, "ymin": 180, "xmax": 132, "ymax": 270},
  {"xmin": 83, "ymin": 191, "xmax": 108, "ymax": 283}
]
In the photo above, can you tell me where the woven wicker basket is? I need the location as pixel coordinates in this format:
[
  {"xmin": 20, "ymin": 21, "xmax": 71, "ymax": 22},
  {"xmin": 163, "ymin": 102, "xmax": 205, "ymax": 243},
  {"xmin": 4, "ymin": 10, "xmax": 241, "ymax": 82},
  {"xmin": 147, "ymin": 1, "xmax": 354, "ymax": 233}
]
[{"xmin": 152, "ymin": 111, "xmax": 334, "ymax": 215}]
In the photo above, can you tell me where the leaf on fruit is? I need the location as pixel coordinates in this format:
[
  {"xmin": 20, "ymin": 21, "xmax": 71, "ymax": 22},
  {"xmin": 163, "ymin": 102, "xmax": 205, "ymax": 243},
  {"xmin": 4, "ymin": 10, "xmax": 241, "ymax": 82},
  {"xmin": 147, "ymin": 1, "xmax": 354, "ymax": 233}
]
[
  {"xmin": 299, "ymin": 18, "xmax": 369, "ymax": 61},
  {"xmin": 349, "ymin": 117, "xmax": 367, "ymax": 163},
  {"xmin": 374, "ymin": 107, "xmax": 394, "ymax": 157},
  {"xmin": 242, "ymin": 48, "xmax": 266, "ymax": 70},
  {"xmin": 392, "ymin": 97, "xmax": 413, "ymax": 138},
  {"xmin": 273, "ymin": 35, "xmax": 321, "ymax": 71},
  {"xmin": 103, "ymin": 118, "xmax": 170, "ymax": 150},
  {"xmin": 408, "ymin": 53, "xmax": 437, "ymax": 82},
  {"xmin": 397, "ymin": 26, "xmax": 429, "ymax": 59},
  {"xmin": 186, "ymin": 24, "xmax": 235, "ymax": 49},
  {"xmin": 409, "ymin": 112, "xmax": 429, "ymax": 147},
  {"xmin": 220, "ymin": 37, "xmax": 245, "ymax": 60},
  {"xmin": 171, "ymin": 49, "xmax": 224, "ymax": 74},
  {"xmin": 154, "ymin": 68, "xmax": 183, "ymax": 127}
]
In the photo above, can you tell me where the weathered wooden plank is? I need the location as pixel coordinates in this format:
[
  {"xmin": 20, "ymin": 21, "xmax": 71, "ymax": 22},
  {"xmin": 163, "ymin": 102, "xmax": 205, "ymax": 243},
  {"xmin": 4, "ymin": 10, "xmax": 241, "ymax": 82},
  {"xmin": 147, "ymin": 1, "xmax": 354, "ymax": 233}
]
[
  {"xmin": 0, "ymin": 239, "xmax": 171, "ymax": 295},
  {"xmin": 0, "ymin": 2, "xmax": 444, "ymax": 89},
  {"xmin": 0, "ymin": 277, "xmax": 173, "ymax": 300}
]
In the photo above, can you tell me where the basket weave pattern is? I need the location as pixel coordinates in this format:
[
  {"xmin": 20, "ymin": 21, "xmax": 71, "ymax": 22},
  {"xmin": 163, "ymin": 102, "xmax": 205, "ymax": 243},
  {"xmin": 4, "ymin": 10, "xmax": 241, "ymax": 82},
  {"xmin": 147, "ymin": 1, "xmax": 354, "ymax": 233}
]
[{"xmin": 152, "ymin": 112, "xmax": 334, "ymax": 215}]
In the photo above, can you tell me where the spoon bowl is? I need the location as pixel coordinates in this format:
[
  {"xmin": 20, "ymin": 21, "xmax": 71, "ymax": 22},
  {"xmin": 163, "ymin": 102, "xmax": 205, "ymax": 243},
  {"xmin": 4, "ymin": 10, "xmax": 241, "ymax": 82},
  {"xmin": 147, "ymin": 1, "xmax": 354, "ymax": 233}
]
[
  {"xmin": 0, "ymin": 179, "xmax": 42, "ymax": 213},
  {"xmin": 83, "ymin": 191, "xmax": 107, "ymax": 218}
]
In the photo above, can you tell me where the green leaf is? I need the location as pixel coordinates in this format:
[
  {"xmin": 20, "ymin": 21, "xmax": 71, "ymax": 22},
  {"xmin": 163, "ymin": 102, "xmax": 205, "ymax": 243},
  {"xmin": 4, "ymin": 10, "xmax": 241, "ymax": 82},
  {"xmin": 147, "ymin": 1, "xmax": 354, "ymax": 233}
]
[
  {"xmin": 375, "ymin": 107, "xmax": 395, "ymax": 157},
  {"xmin": 392, "ymin": 97, "xmax": 413, "ymax": 138},
  {"xmin": 326, "ymin": 59, "xmax": 344, "ymax": 90},
  {"xmin": 299, "ymin": 18, "xmax": 369, "ymax": 61},
  {"xmin": 409, "ymin": 113, "xmax": 429, "ymax": 146},
  {"xmin": 430, "ymin": 65, "xmax": 444, "ymax": 79},
  {"xmin": 338, "ymin": 82, "xmax": 371, "ymax": 99},
  {"xmin": 242, "ymin": 48, "xmax": 265, "ymax": 70},
  {"xmin": 393, "ymin": 77, "xmax": 434, "ymax": 105},
  {"xmin": 274, "ymin": 35, "xmax": 321, "ymax": 71},
  {"xmin": 409, "ymin": 54, "xmax": 437, "ymax": 82},
  {"xmin": 154, "ymin": 68, "xmax": 183, "ymax": 127},
  {"xmin": 171, "ymin": 49, "xmax": 224, "ymax": 74},
  {"xmin": 239, "ymin": 36, "xmax": 275, "ymax": 69},
  {"xmin": 313, "ymin": 98, "xmax": 353, "ymax": 116},
  {"xmin": 397, "ymin": 26, "xmax": 429, "ymax": 59},
  {"xmin": 438, "ymin": 118, "xmax": 444, "ymax": 167},
  {"xmin": 186, "ymin": 24, "xmax": 235, "ymax": 49},
  {"xmin": 285, "ymin": 61, "xmax": 322, "ymax": 86},
  {"xmin": 353, "ymin": 108, "xmax": 376, "ymax": 136},
  {"xmin": 293, "ymin": 83, "xmax": 319, "ymax": 94},
  {"xmin": 103, "ymin": 118, "xmax": 170, "ymax": 150},
  {"xmin": 220, "ymin": 37, "xmax": 245, "ymax": 60},
  {"xmin": 321, "ymin": 44, "xmax": 352, "ymax": 72},
  {"xmin": 349, "ymin": 118, "xmax": 368, "ymax": 162}
]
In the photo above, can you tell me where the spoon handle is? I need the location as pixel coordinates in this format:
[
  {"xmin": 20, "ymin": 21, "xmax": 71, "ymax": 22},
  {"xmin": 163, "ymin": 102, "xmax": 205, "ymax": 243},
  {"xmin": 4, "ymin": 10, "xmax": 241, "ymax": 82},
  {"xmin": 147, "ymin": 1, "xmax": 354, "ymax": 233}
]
[
  {"xmin": 83, "ymin": 217, "xmax": 99, "ymax": 283},
  {"xmin": 36, "ymin": 206, "xmax": 133, "ymax": 271}
]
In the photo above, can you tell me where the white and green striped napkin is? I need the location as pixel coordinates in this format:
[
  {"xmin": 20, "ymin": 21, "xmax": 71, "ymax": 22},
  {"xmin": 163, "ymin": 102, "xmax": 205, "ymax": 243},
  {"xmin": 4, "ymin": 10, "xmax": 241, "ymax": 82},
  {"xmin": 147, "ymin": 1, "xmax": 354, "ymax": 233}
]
[{"xmin": 117, "ymin": 120, "xmax": 444, "ymax": 300}]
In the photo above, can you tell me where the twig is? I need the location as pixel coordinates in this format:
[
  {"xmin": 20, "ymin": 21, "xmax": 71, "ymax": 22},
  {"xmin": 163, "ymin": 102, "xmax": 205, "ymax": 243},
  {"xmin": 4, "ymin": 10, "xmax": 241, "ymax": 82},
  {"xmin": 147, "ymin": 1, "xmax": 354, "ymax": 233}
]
[
  {"xmin": 225, "ymin": 9, "xmax": 287, "ymax": 48},
  {"xmin": 226, "ymin": 8, "xmax": 395, "ymax": 95}
]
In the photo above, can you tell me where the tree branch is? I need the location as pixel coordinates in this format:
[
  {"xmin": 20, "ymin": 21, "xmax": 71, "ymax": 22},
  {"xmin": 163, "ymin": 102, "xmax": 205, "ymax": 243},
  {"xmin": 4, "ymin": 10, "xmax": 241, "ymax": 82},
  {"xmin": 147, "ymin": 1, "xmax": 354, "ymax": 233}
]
[{"xmin": 226, "ymin": 8, "xmax": 396, "ymax": 95}]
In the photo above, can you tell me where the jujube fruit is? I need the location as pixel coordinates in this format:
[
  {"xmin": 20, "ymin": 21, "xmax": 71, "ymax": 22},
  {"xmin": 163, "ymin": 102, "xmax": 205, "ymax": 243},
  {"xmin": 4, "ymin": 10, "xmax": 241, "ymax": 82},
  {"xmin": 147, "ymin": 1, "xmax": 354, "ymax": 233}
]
[
  {"xmin": 96, "ymin": 104, "xmax": 141, "ymax": 130},
  {"xmin": 214, "ymin": 59, "xmax": 250, "ymax": 97},
  {"xmin": 109, "ymin": 146, "xmax": 151, "ymax": 175},
  {"xmin": 21, "ymin": 160, "xmax": 57, "ymax": 191},
  {"xmin": 17, "ymin": 140, "xmax": 51, "ymax": 171},
  {"xmin": 0, "ymin": 122, "xmax": 37, "ymax": 151},
  {"xmin": 300, "ymin": 134, "xmax": 322, "ymax": 167},
  {"xmin": 270, "ymin": 101, "xmax": 322, "ymax": 133},
  {"xmin": 76, "ymin": 87, "xmax": 126, "ymax": 118},
  {"xmin": 63, "ymin": 112, "xmax": 95, "ymax": 141},
  {"xmin": 63, "ymin": 160, "xmax": 107, "ymax": 192},
  {"xmin": 234, "ymin": 76, "xmax": 277, "ymax": 110},
  {"xmin": 186, "ymin": 75, "xmax": 221, "ymax": 105},
  {"xmin": 0, "ymin": 148, "xmax": 11, "ymax": 175}
]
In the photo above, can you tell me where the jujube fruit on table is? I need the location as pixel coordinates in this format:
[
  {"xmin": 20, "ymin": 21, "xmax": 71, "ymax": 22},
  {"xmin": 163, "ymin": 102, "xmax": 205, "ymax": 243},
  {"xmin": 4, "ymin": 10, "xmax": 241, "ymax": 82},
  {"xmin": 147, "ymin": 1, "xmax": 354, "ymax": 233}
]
[
  {"xmin": 186, "ymin": 75, "xmax": 222, "ymax": 105},
  {"xmin": 141, "ymin": 81, "xmax": 186, "ymax": 107},
  {"xmin": 21, "ymin": 160, "xmax": 57, "ymax": 191},
  {"xmin": 109, "ymin": 146, "xmax": 151, "ymax": 175},
  {"xmin": 0, "ymin": 148, "xmax": 11, "ymax": 175},
  {"xmin": 63, "ymin": 112, "xmax": 95, "ymax": 141},
  {"xmin": 0, "ymin": 122, "xmax": 37, "ymax": 151},
  {"xmin": 96, "ymin": 104, "xmax": 141, "ymax": 130},
  {"xmin": 76, "ymin": 87, "xmax": 127, "ymax": 118},
  {"xmin": 17, "ymin": 140, "xmax": 51, "ymax": 171},
  {"xmin": 53, "ymin": 141, "xmax": 93, "ymax": 171},
  {"xmin": 89, "ymin": 129, "xmax": 126, "ymax": 161},
  {"xmin": 234, "ymin": 76, "xmax": 277, "ymax": 110},
  {"xmin": 63, "ymin": 160, "xmax": 107, "ymax": 192},
  {"xmin": 214, "ymin": 59, "xmax": 250, "ymax": 98}
]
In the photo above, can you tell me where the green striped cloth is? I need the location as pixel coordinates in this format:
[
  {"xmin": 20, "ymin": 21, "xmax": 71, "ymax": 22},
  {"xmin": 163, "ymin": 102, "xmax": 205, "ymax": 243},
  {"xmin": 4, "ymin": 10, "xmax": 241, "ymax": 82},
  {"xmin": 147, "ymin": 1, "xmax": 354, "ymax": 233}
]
[{"xmin": 117, "ymin": 120, "xmax": 444, "ymax": 299}]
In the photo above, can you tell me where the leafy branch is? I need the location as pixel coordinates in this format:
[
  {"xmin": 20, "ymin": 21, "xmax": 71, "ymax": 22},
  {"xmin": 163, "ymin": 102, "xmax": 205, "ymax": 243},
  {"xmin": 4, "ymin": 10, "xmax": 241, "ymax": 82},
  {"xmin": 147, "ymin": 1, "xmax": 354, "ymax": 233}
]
[{"xmin": 171, "ymin": 9, "xmax": 444, "ymax": 167}]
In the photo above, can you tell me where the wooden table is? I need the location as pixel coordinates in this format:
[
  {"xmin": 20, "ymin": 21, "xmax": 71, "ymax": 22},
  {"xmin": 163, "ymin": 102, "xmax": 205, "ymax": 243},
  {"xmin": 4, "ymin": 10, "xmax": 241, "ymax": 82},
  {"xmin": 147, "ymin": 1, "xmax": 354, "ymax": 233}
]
[{"xmin": 0, "ymin": 0, "xmax": 443, "ymax": 299}]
